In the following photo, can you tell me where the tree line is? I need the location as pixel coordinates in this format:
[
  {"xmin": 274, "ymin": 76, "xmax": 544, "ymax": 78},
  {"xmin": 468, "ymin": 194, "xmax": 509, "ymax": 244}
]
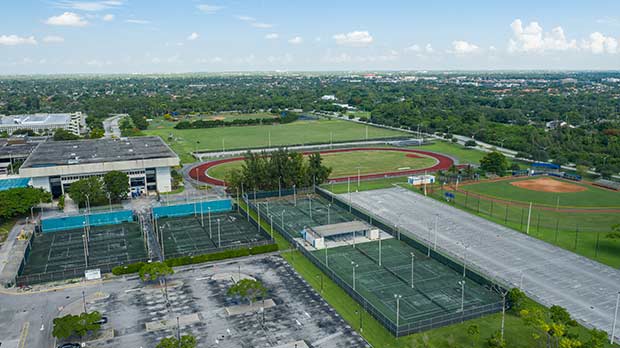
[
  {"xmin": 174, "ymin": 112, "xmax": 299, "ymax": 129},
  {"xmin": 226, "ymin": 148, "xmax": 331, "ymax": 194}
]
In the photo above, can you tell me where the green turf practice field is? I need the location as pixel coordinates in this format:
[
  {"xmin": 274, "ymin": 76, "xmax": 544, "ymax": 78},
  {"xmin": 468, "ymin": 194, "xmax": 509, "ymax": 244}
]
[
  {"xmin": 460, "ymin": 177, "xmax": 620, "ymax": 208},
  {"xmin": 144, "ymin": 119, "xmax": 407, "ymax": 163},
  {"xmin": 207, "ymin": 149, "xmax": 438, "ymax": 180}
]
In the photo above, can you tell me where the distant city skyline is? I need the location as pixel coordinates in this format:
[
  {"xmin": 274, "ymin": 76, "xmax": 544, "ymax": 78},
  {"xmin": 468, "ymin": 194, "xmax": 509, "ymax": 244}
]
[{"xmin": 1, "ymin": 0, "xmax": 620, "ymax": 74}]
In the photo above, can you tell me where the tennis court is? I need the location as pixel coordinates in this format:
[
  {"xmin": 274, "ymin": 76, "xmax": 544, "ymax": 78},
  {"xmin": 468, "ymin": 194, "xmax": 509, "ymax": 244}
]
[
  {"xmin": 316, "ymin": 238, "xmax": 500, "ymax": 326},
  {"xmin": 156, "ymin": 211, "xmax": 270, "ymax": 258},
  {"xmin": 255, "ymin": 194, "xmax": 356, "ymax": 238},
  {"xmin": 250, "ymin": 193, "xmax": 503, "ymax": 334},
  {"xmin": 20, "ymin": 222, "xmax": 147, "ymax": 279}
]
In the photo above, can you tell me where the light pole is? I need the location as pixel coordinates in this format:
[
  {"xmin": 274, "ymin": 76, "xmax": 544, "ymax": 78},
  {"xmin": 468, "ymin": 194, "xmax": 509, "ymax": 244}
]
[
  {"xmin": 327, "ymin": 204, "xmax": 331, "ymax": 225},
  {"xmin": 270, "ymin": 215, "xmax": 274, "ymax": 241},
  {"xmin": 281, "ymin": 210, "xmax": 285, "ymax": 230},
  {"xmin": 217, "ymin": 218, "xmax": 221, "ymax": 248},
  {"xmin": 200, "ymin": 200, "xmax": 204, "ymax": 227},
  {"xmin": 293, "ymin": 185, "xmax": 297, "ymax": 206},
  {"xmin": 308, "ymin": 195, "xmax": 312, "ymax": 220},
  {"xmin": 410, "ymin": 252, "xmax": 415, "ymax": 288},
  {"xmin": 316, "ymin": 274, "xmax": 323, "ymax": 293},
  {"xmin": 378, "ymin": 235, "xmax": 382, "ymax": 266},
  {"xmin": 351, "ymin": 262, "xmax": 359, "ymax": 291},
  {"xmin": 394, "ymin": 294, "xmax": 402, "ymax": 336},
  {"xmin": 325, "ymin": 244, "xmax": 329, "ymax": 267},
  {"xmin": 612, "ymin": 291, "xmax": 620, "ymax": 344},
  {"xmin": 433, "ymin": 214, "xmax": 439, "ymax": 250},
  {"xmin": 208, "ymin": 207, "xmax": 212, "ymax": 239},
  {"xmin": 355, "ymin": 308, "xmax": 363, "ymax": 332},
  {"xmin": 458, "ymin": 280, "xmax": 465, "ymax": 313}
]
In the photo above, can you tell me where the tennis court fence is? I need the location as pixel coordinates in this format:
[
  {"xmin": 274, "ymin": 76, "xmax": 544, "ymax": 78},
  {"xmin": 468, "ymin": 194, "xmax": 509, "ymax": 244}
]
[{"xmin": 244, "ymin": 186, "xmax": 506, "ymax": 336}]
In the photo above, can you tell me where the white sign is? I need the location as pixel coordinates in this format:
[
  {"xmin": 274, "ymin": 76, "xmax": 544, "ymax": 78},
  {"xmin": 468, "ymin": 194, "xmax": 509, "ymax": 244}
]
[{"xmin": 85, "ymin": 269, "xmax": 101, "ymax": 280}]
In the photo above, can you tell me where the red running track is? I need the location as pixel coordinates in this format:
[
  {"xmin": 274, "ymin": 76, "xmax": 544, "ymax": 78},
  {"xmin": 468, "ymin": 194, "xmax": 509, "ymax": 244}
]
[{"xmin": 189, "ymin": 147, "xmax": 455, "ymax": 187}]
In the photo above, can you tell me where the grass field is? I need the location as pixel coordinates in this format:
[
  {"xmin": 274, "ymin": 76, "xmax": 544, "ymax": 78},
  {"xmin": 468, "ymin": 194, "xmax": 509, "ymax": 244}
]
[
  {"xmin": 207, "ymin": 149, "xmax": 438, "ymax": 180},
  {"xmin": 419, "ymin": 141, "xmax": 487, "ymax": 165},
  {"xmin": 461, "ymin": 177, "xmax": 620, "ymax": 208},
  {"xmin": 144, "ymin": 119, "xmax": 407, "ymax": 163}
]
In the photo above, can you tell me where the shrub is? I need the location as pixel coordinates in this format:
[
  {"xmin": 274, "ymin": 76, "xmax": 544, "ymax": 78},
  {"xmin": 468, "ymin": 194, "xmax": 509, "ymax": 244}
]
[{"xmin": 112, "ymin": 262, "xmax": 146, "ymax": 275}]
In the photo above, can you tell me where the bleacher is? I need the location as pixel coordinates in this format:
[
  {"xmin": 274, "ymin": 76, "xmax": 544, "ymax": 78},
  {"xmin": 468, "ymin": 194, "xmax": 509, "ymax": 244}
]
[{"xmin": 593, "ymin": 179, "xmax": 620, "ymax": 191}]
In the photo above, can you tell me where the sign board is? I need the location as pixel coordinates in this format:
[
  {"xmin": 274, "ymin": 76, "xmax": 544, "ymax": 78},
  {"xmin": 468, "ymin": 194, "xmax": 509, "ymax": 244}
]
[{"xmin": 85, "ymin": 269, "xmax": 101, "ymax": 280}]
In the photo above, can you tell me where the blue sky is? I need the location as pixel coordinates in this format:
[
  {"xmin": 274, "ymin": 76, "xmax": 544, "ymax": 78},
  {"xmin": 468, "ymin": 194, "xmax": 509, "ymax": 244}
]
[{"xmin": 1, "ymin": 0, "xmax": 619, "ymax": 74}]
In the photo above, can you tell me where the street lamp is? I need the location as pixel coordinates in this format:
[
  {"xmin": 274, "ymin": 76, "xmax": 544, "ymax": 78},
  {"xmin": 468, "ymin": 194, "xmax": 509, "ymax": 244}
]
[
  {"xmin": 355, "ymin": 308, "xmax": 363, "ymax": 332},
  {"xmin": 351, "ymin": 261, "xmax": 359, "ymax": 291},
  {"xmin": 612, "ymin": 291, "xmax": 620, "ymax": 344},
  {"xmin": 217, "ymin": 218, "xmax": 221, "ymax": 248}
]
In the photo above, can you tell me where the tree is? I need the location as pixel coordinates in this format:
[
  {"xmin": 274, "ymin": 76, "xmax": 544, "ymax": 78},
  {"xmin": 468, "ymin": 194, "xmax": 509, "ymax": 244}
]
[
  {"xmin": 480, "ymin": 152, "xmax": 509, "ymax": 176},
  {"xmin": 307, "ymin": 152, "xmax": 331, "ymax": 186},
  {"xmin": 139, "ymin": 262, "xmax": 174, "ymax": 282},
  {"xmin": 89, "ymin": 128, "xmax": 105, "ymax": 139},
  {"xmin": 53, "ymin": 128, "xmax": 80, "ymax": 141},
  {"xmin": 607, "ymin": 224, "xmax": 620, "ymax": 239},
  {"xmin": 103, "ymin": 171, "xmax": 130, "ymax": 202},
  {"xmin": 227, "ymin": 279, "xmax": 267, "ymax": 305},
  {"xmin": 508, "ymin": 288, "xmax": 526, "ymax": 313},
  {"xmin": 583, "ymin": 328, "xmax": 607, "ymax": 348},
  {"xmin": 486, "ymin": 330, "xmax": 506, "ymax": 348},
  {"xmin": 0, "ymin": 187, "xmax": 51, "ymax": 220},
  {"xmin": 156, "ymin": 335, "xmax": 197, "ymax": 348},
  {"xmin": 467, "ymin": 324, "xmax": 480, "ymax": 347},
  {"xmin": 464, "ymin": 140, "xmax": 477, "ymax": 147},
  {"xmin": 69, "ymin": 176, "xmax": 106, "ymax": 208},
  {"xmin": 575, "ymin": 165, "xmax": 589, "ymax": 178},
  {"xmin": 52, "ymin": 311, "xmax": 102, "ymax": 340}
]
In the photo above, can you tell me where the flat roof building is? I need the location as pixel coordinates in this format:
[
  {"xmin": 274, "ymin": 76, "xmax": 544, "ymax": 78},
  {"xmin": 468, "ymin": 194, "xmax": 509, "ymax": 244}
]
[
  {"xmin": 0, "ymin": 112, "xmax": 84, "ymax": 136},
  {"xmin": 19, "ymin": 136, "xmax": 180, "ymax": 197}
]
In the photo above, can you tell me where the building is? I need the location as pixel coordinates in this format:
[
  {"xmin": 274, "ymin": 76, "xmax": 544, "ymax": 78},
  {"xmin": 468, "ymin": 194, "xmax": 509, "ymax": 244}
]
[
  {"xmin": 407, "ymin": 175, "xmax": 435, "ymax": 186},
  {"xmin": 19, "ymin": 136, "xmax": 179, "ymax": 197},
  {"xmin": 302, "ymin": 221, "xmax": 379, "ymax": 250},
  {"xmin": 0, "ymin": 112, "xmax": 85, "ymax": 136}
]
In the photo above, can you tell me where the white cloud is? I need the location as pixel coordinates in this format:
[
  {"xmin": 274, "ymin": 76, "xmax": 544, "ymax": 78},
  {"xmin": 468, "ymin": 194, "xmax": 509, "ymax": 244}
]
[
  {"xmin": 102, "ymin": 14, "xmax": 114, "ymax": 21},
  {"xmin": 265, "ymin": 33, "xmax": 279, "ymax": 40},
  {"xmin": 237, "ymin": 15, "xmax": 255, "ymax": 22},
  {"xmin": 450, "ymin": 40, "xmax": 479, "ymax": 54},
  {"xmin": 187, "ymin": 32, "xmax": 200, "ymax": 41},
  {"xmin": 43, "ymin": 35, "xmax": 65, "ymax": 43},
  {"xmin": 333, "ymin": 31, "xmax": 374, "ymax": 47},
  {"xmin": 425, "ymin": 43, "xmax": 434, "ymax": 53},
  {"xmin": 197, "ymin": 4, "xmax": 223, "ymax": 14},
  {"xmin": 55, "ymin": 1, "xmax": 123, "ymax": 12},
  {"xmin": 125, "ymin": 19, "xmax": 150, "ymax": 24},
  {"xmin": 0, "ymin": 35, "xmax": 37, "ymax": 46},
  {"xmin": 405, "ymin": 44, "xmax": 421, "ymax": 52},
  {"xmin": 288, "ymin": 36, "xmax": 303, "ymax": 45},
  {"xmin": 582, "ymin": 32, "xmax": 618, "ymax": 54},
  {"xmin": 508, "ymin": 19, "xmax": 577, "ymax": 53},
  {"xmin": 252, "ymin": 22, "xmax": 273, "ymax": 29},
  {"xmin": 267, "ymin": 53, "xmax": 293, "ymax": 64},
  {"xmin": 45, "ymin": 12, "xmax": 89, "ymax": 27}
]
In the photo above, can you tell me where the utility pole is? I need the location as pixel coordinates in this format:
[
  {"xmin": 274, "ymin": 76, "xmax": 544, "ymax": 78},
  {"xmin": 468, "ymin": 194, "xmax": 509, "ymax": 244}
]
[{"xmin": 526, "ymin": 202, "xmax": 533, "ymax": 234}]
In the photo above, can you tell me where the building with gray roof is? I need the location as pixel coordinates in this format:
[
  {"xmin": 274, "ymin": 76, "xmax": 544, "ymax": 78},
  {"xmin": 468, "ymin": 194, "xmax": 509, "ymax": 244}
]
[{"xmin": 0, "ymin": 112, "xmax": 84, "ymax": 136}]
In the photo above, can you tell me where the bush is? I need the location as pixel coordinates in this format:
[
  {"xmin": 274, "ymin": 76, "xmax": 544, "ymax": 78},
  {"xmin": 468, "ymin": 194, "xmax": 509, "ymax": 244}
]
[
  {"xmin": 111, "ymin": 244, "xmax": 278, "ymax": 275},
  {"xmin": 464, "ymin": 140, "xmax": 477, "ymax": 147},
  {"xmin": 112, "ymin": 262, "xmax": 146, "ymax": 275}
]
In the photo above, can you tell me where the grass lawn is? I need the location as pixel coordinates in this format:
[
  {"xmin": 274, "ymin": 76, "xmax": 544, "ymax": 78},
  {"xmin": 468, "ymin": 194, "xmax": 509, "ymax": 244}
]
[
  {"xmin": 144, "ymin": 119, "xmax": 407, "ymax": 163},
  {"xmin": 419, "ymin": 141, "xmax": 487, "ymax": 165},
  {"xmin": 207, "ymin": 150, "xmax": 437, "ymax": 180},
  {"xmin": 461, "ymin": 177, "xmax": 620, "ymax": 208},
  {"xmin": 0, "ymin": 218, "xmax": 17, "ymax": 244}
]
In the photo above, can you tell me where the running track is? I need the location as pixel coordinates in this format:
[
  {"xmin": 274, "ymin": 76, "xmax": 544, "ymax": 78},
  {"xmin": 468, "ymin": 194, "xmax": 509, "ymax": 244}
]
[{"xmin": 189, "ymin": 147, "xmax": 455, "ymax": 187}]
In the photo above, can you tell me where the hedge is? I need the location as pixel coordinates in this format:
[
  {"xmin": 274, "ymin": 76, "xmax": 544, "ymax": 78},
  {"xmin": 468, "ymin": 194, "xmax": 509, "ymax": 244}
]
[{"xmin": 111, "ymin": 243, "xmax": 278, "ymax": 276}]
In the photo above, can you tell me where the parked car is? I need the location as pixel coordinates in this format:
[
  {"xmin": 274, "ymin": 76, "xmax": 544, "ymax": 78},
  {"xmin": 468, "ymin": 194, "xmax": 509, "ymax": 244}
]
[
  {"xmin": 94, "ymin": 316, "xmax": 108, "ymax": 325},
  {"xmin": 57, "ymin": 343, "xmax": 80, "ymax": 348}
]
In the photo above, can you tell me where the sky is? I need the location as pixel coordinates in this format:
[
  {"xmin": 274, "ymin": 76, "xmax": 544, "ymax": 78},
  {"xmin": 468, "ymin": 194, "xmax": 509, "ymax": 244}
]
[{"xmin": 1, "ymin": 0, "xmax": 620, "ymax": 74}]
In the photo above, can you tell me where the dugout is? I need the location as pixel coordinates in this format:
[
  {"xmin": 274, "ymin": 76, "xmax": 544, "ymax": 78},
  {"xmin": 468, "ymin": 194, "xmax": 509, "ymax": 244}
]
[
  {"xmin": 302, "ymin": 221, "xmax": 379, "ymax": 249},
  {"xmin": 531, "ymin": 162, "xmax": 560, "ymax": 175}
]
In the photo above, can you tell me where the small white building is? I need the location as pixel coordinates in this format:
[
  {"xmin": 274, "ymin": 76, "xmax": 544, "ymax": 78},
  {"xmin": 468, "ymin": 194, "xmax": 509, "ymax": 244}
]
[
  {"xmin": 408, "ymin": 175, "xmax": 435, "ymax": 186},
  {"xmin": 302, "ymin": 221, "xmax": 379, "ymax": 250},
  {"xmin": 0, "ymin": 112, "xmax": 85, "ymax": 136},
  {"xmin": 320, "ymin": 95, "xmax": 337, "ymax": 101}
]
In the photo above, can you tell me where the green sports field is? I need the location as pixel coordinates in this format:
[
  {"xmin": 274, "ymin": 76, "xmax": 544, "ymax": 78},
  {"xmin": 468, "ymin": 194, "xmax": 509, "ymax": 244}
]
[
  {"xmin": 207, "ymin": 149, "xmax": 438, "ymax": 180},
  {"xmin": 460, "ymin": 177, "xmax": 620, "ymax": 208},
  {"xmin": 144, "ymin": 119, "xmax": 407, "ymax": 163}
]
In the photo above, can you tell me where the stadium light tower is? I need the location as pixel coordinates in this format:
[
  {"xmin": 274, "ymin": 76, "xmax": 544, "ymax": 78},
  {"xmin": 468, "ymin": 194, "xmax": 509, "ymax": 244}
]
[
  {"xmin": 612, "ymin": 291, "xmax": 620, "ymax": 344},
  {"xmin": 458, "ymin": 280, "xmax": 466, "ymax": 313},
  {"xmin": 351, "ymin": 262, "xmax": 359, "ymax": 291}
]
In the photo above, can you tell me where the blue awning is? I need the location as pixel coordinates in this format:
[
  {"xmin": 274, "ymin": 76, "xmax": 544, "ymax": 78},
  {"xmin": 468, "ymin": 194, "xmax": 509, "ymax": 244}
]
[{"xmin": 0, "ymin": 178, "xmax": 31, "ymax": 191}]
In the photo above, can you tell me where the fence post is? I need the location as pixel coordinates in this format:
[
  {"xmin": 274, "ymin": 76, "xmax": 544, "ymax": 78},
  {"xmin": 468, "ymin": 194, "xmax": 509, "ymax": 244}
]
[
  {"xmin": 490, "ymin": 201, "xmax": 494, "ymax": 217},
  {"xmin": 504, "ymin": 204, "xmax": 508, "ymax": 224},
  {"xmin": 574, "ymin": 225, "xmax": 579, "ymax": 250},
  {"xmin": 555, "ymin": 219, "xmax": 559, "ymax": 243},
  {"xmin": 520, "ymin": 208, "xmax": 524, "ymax": 231},
  {"xmin": 536, "ymin": 213, "xmax": 541, "ymax": 234},
  {"xmin": 595, "ymin": 231, "xmax": 600, "ymax": 258},
  {"xmin": 477, "ymin": 197, "xmax": 480, "ymax": 214}
]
